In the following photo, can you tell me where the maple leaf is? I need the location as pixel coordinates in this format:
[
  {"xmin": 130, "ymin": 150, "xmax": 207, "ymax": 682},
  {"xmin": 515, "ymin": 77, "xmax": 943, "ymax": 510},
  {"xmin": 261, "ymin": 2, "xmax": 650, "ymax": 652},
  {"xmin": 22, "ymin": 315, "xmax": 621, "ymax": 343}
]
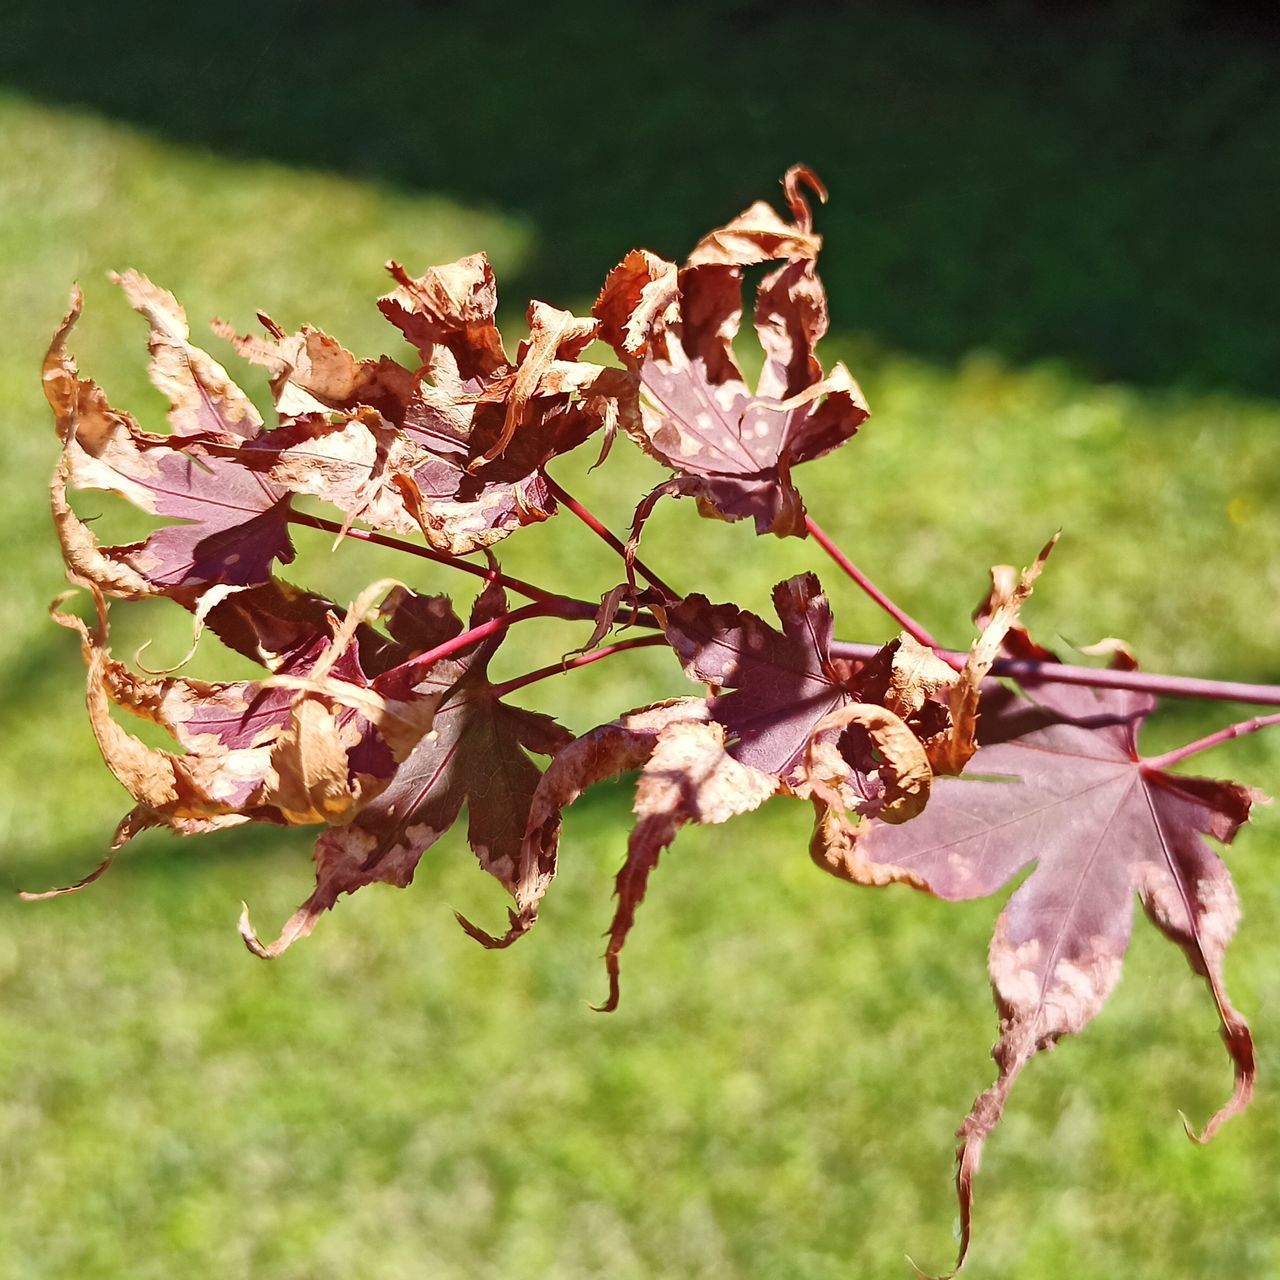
[
  {"xmin": 45, "ymin": 284, "xmax": 295, "ymax": 603},
  {"xmin": 660, "ymin": 572, "xmax": 852, "ymax": 781},
  {"xmin": 195, "ymin": 577, "xmax": 418, "ymax": 678},
  {"xmin": 377, "ymin": 252, "xmax": 509, "ymax": 384},
  {"xmin": 821, "ymin": 675, "xmax": 1262, "ymax": 1274},
  {"xmin": 240, "ymin": 579, "xmax": 575, "ymax": 957},
  {"xmin": 375, "ymin": 254, "xmax": 635, "ymax": 549},
  {"xmin": 216, "ymin": 408, "xmax": 435, "ymax": 545},
  {"xmin": 205, "ymin": 318, "xmax": 437, "ymax": 542},
  {"xmin": 593, "ymin": 167, "xmax": 869, "ymax": 543},
  {"xmin": 597, "ymin": 715, "xmax": 777, "ymax": 1010}
]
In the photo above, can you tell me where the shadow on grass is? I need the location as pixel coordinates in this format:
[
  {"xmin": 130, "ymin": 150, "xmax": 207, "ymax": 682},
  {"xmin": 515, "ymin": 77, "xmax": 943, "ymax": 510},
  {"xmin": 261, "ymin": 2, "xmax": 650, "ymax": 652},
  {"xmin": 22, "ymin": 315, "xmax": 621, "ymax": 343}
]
[{"xmin": 3, "ymin": 0, "xmax": 1279, "ymax": 398}]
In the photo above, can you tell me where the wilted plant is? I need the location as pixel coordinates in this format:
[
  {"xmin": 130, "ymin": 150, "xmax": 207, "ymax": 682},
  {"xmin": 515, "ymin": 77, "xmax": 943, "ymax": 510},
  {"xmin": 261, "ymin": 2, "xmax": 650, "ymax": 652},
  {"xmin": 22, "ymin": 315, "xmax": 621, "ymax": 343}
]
[{"xmin": 34, "ymin": 166, "xmax": 1279, "ymax": 1273}]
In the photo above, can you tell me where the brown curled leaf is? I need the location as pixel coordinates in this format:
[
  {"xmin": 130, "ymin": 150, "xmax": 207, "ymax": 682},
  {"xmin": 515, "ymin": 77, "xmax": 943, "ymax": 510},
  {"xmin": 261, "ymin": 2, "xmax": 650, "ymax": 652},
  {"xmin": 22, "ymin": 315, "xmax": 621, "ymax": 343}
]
[
  {"xmin": 930, "ymin": 534, "xmax": 1057, "ymax": 776},
  {"xmin": 378, "ymin": 253, "xmax": 508, "ymax": 382},
  {"xmin": 804, "ymin": 701, "xmax": 933, "ymax": 826},
  {"xmin": 45, "ymin": 285, "xmax": 295, "ymax": 602},
  {"xmin": 211, "ymin": 316, "xmax": 416, "ymax": 422},
  {"xmin": 592, "ymin": 249, "xmax": 678, "ymax": 362},
  {"xmin": 378, "ymin": 256, "xmax": 631, "ymax": 516},
  {"xmin": 474, "ymin": 301, "xmax": 600, "ymax": 465},
  {"xmin": 112, "ymin": 269, "xmax": 264, "ymax": 440},
  {"xmin": 27, "ymin": 582, "xmax": 444, "ymax": 901},
  {"xmin": 214, "ymin": 286, "xmax": 619, "ymax": 557},
  {"xmin": 882, "ymin": 634, "xmax": 958, "ymax": 722},
  {"xmin": 684, "ymin": 164, "xmax": 825, "ymax": 268}
]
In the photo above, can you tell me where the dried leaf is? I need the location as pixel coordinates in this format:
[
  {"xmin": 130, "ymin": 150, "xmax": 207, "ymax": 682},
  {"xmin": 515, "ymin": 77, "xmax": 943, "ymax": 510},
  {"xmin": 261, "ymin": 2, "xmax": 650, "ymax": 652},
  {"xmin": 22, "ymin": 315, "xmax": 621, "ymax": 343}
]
[
  {"xmin": 592, "ymin": 249, "xmax": 678, "ymax": 361},
  {"xmin": 805, "ymin": 701, "xmax": 933, "ymax": 826},
  {"xmin": 462, "ymin": 699, "xmax": 713, "ymax": 948},
  {"xmin": 214, "ymin": 292, "xmax": 610, "ymax": 556},
  {"xmin": 367, "ymin": 255, "xmax": 635, "ymax": 553},
  {"xmin": 931, "ymin": 535, "xmax": 1056, "ymax": 775},
  {"xmin": 212, "ymin": 316, "xmax": 416, "ymax": 421},
  {"xmin": 224, "ymin": 408, "xmax": 430, "ymax": 542},
  {"xmin": 378, "ymin": 253, "xmax": 508, "ymax": 382},
  {"xmin": 882, "ymin": 634, "xmax": 958, "ymax": 721},
  {"xmin": 113, "ymin": 270, "xmax": 264, "ymax": 440},
  {"xmin": 32, "ymin": 583, "xmax": 443, "ymax": 903}
]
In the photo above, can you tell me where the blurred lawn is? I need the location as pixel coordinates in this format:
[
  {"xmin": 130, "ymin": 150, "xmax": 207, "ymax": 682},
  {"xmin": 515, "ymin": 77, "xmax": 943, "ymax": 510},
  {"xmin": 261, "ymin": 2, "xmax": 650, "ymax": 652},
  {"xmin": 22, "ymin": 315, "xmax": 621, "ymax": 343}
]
[{"xmin": 2, "ymin": 4, "xmax": 1280, "ymax": 1277}]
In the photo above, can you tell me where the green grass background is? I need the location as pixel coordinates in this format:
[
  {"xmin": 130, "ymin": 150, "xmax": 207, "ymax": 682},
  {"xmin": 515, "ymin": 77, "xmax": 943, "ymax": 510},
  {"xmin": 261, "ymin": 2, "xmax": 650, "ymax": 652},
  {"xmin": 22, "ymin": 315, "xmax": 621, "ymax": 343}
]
[{"xmin": 1, "ymin": 3, "xmax": 1279, "ymax": 1276}]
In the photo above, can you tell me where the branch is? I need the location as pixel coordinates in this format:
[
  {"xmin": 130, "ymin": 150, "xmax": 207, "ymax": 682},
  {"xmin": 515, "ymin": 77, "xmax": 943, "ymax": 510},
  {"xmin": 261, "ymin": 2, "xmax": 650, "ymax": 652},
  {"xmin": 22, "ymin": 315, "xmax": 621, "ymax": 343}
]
[
  {"xmin": 390, "ymin": 600, "xmax": 569, "ymax": 681},
  {"xmin": 291, "ymin": 512, "xmax": 1280, "ymax": 708},
  {"xmin": 830, "ymin": 640, "xmax": 1280, "ymax": 708},
  {"xmin": 492, "ymin": 635, "xmax": 668, "ymax": 698},
  {"xmin": 805, "ymin": 514, "xmax": 937, "ymax": 646},
  {"xmin": 543, "ymin": 475, "xmax": 677, "ymax": 597},
  {"xmin": 287, "ymin": 510, "xmax": 563, "ymax": 606}
]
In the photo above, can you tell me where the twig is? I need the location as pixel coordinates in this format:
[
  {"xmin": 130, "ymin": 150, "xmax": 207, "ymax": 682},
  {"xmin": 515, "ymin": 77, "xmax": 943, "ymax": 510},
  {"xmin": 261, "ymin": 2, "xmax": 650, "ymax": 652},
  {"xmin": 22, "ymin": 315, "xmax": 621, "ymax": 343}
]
[
  {"xmin": 1142, "ymin": 713, "xmax": 1280, "ymax": 771},
  {"xmin": 829, "ymin": 641, "xmax": 1280, "ymax": 708},
  {"xmin": 543, "ymin": 475, "xmax": 677, "ymax": 597},
  {"xmin": 287, "ymin": 510, "xmax": 560, "ymax": 605},
  {"xmin": 805, "ymin": 514, "xmax": 937, "ymax": 646},
  {"xmin": 492, "ymin": 635, "xmax": 668, "ymax": 698}
]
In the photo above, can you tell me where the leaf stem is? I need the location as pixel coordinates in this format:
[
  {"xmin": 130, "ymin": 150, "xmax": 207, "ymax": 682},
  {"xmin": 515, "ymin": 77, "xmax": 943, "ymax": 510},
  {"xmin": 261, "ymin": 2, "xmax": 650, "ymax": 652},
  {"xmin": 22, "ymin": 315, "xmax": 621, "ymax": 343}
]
[
  {"xmin": 543, "ymin": 475, "xmax": 676, "ymax": 597},
  {"xmin": 289, "ymin": 512, "xmax": 1280, "ymax": 710},
  {"xmin": 287, "ymin": 510, "xmax": 560, "ymax": 605},
  {"xmin": 492, "ymin": 635, "xmax": 669, "ymax": 698},
  {"xmin": 804, "ymin": 514, "xmax": 937, "ymax": 646},
  {"xmin": 1142, "ymin": 713, "xmax": 1280, "ymax": 771},
  {"xmin": 392, "ymin": 600, "xmax": 569, "ymax": 679},
  {"xmin": 829, "ymin": 640, "xmax": 1280, "ymax": 708}
]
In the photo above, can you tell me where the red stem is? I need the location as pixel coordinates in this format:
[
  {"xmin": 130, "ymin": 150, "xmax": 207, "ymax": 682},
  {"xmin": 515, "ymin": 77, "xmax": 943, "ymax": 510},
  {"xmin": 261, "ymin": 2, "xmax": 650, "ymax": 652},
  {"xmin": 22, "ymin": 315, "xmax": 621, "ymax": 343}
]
[
  {"xmin": 1142, "ymin": 713, "xmax": 1280, "ymax": 771},
  {"xmin": 543, "ymin": 475, "xmax": 676, "ymax": 597},
  {"xmin": 492, "ymin": 635, "xmax": 668, "ymax": 698},
  {"xmin": 829, "ymin": 640, "xmax": 1280, "ymax": 708},
  {"xmin": 290, "ymin": 510, "xmax": 1280, "ymax": 711},
  {"xmin": 287, "ymin": 510, "xmax": 561, "ymax": 606},
  {"xmin": 392, "ymin": 600, "xmax": 565, "ymax": 679},
  {"xmin": 805, "ymin": 514, "xmax": 937, "ymax": 646}
]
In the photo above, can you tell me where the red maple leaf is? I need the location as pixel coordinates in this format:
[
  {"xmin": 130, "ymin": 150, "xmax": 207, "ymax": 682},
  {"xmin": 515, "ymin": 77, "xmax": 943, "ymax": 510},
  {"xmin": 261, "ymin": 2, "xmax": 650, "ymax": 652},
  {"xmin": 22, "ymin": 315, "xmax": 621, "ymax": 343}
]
[
  {"xmin": 240, "ymin": 580, "xmax": 575, "ymax": 957},
  {"xmin": 661, "ymin": 572, "xmax": 850, "ymax": 780},
  {"xmin": 27, "ymin": 579, "xmax": 448, "ymax": 903},
  {"xmin": 214, "ymin": 254, "xmax": 634, "ymax": 557},
  {"xmin": 827, "ymin": 676, "xmax": 1262, "ymax": 1272},
  {"xmin": 46, "ymin": 281, "xmax": 296, "ymax": 601},
  {"xmin": 594, "ymin": 167, "xmax": 869, "ymax": 542}
]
